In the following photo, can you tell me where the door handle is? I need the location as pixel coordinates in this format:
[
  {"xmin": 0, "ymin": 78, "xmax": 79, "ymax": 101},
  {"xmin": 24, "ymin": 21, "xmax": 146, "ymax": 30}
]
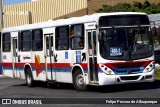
[
  {"xmin": 18, "ymin": 55, "xmax": 21, "ymax": 62},
  {"xmin": 51, "ymin": 51, "xmax": 54, "ymax": 56}
]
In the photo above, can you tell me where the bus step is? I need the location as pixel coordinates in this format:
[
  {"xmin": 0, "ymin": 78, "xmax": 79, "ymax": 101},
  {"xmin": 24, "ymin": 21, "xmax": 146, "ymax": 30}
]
[
  {"xmin": 47, "ymin": 80, "xmax": 56, "ymax": 84},
  {"xmin": 89, "ymin": 81, "xmax": 99, "ymax": 85}
]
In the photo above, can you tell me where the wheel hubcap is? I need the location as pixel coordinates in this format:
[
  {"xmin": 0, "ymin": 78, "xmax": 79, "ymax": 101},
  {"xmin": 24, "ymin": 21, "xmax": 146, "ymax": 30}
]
[{"xmin": 76, "ymin": 74, "xmax": 84, "ymax": 87}]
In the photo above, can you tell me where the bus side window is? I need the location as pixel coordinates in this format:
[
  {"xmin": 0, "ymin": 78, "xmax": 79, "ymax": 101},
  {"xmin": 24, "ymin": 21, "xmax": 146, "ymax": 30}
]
[
  {"xmin": 21, "ymin": 30, "xmax": 31, "ymax": 51},
  {"xmin": 2, "ymin": 33, "xmax": 11, "ymax": 52},
  {"xmin": 70, "ymin": 24, "xmax": 84, "ymax": 50},
  {"xmin": 93, "ymin": 31, "xmax": 97, "ymax": 55},
  {"xmin": 32, "ymin": 29, "xmax": 43, "ymax": 51},
  {"xmin": 88, "ymin": 32, "xmax": 92, "ymax": 56},
  {"xmin": 46, "ymin": 37, "xmax": 49, "ymax": 49},
  {"xmin": 55, "ymin": 26, "xmax": 69, "ymax": 50}
]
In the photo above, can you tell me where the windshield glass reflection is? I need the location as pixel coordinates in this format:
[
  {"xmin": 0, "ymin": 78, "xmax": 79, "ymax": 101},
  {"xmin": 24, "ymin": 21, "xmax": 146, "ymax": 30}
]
[{"xmin": 99, "ymin": 27, "xmax": 153, "ymax": 60}]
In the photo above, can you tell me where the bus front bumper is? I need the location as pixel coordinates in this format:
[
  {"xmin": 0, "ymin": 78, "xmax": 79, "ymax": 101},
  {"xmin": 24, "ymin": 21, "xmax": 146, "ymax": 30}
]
[{"xmin": 98, "ymin": 69, "xmax": 155, "ymax": 85}]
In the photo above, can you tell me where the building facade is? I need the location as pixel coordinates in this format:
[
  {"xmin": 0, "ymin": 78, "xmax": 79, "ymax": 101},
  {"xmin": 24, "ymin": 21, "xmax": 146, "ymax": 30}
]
[{"xmin": 2, "ymin": 0, "xmax": 87, "ymax": 28}]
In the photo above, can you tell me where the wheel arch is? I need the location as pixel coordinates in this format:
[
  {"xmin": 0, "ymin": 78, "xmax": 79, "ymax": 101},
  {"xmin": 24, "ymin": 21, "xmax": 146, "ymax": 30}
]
[
  {"xmin": 24, "ymin": 63, "xmax": 32, "ymax": 77},
  {"xmin": 71, "ymin": 64, "xmax": 85, "ymax": 76},
  {"xmin": 71, "ymin": 64, "xmax": 88, "ymax": 84}
]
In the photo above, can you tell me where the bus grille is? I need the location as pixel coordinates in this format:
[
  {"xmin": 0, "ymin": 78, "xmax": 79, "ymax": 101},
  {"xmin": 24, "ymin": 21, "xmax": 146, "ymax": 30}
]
[
  {"xmin": 120, "ymin": 76, "xmax": 140, "ymax": 80},
  {"xmin": 113, "ymin": 68, "xmax": 143, "ymax": 75}
]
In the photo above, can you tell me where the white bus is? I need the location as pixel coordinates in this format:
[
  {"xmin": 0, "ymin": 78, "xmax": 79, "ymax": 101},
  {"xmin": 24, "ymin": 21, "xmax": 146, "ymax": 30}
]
[{"xmin": 1, "ymin": 12, "xmax": 156, "ymax": 90}]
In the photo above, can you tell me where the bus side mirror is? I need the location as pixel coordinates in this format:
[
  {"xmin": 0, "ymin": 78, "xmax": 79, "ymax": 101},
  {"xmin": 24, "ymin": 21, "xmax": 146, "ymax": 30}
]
[
  {"xmin": 98, "ymin": 33, "xmax": 102, "ymax": 42},
  {"xmin": 129, "ymin": 29, "xmax": 135, "ymax": 36},
  {"xmin": 152, "ymin": 27, "xmax": 157, "ymax": 36}
]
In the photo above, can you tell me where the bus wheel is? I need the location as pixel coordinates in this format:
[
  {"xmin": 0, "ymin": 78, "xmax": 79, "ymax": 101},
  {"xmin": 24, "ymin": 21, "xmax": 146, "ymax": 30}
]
[
  {"xmin": 26, "ymin": 68, "xmax": 34, "ymax": 87},
  {"xmin": 73, "ymin": 69, "xmax": 87, "ymax": 91}
]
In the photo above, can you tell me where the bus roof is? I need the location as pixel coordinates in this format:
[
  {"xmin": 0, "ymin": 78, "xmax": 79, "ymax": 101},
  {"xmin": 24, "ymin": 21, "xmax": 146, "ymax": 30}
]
[{"xmin": 2, "ymin": 12, "xmax": 147, "ymax": 33}]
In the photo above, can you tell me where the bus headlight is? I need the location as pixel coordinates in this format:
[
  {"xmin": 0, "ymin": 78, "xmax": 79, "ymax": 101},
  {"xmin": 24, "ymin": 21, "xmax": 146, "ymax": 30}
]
[
  {"xmin": 143, "ymin": 62, "xmax": 155, "ymax": 73},
  {"xmin": 99, "ymin": 64, "xmax": 115, "ymax": 75}
]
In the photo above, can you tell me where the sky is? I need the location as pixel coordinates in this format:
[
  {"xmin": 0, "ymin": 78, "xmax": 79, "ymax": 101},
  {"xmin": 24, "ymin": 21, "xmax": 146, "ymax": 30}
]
[{"xmin": 4, "ymin": 0, "xmax": 31, "ymax": 5}]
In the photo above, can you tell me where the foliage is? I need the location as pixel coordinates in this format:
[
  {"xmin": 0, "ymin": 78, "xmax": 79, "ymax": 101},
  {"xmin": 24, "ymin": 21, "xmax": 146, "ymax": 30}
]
[
  {"xmin": 155, "ymin": 69, "xmax": 160, "ymax": 80},
  {"xmin": 96, "ymin": 0, "xmax": 160, "ymax": 14}
]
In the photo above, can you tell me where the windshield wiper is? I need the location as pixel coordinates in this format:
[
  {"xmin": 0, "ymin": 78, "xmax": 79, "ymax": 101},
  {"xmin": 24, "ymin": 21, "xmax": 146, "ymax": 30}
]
[{"xmin": 133, "ymin": 25, "xmax": 141, "ymax": 52}]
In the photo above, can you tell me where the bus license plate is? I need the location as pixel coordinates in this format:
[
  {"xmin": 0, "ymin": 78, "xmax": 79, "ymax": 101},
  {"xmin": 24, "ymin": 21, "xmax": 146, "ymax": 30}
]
[{"xmin": 110, "ymin": 47, "xmax": 122, "ymax": 56}]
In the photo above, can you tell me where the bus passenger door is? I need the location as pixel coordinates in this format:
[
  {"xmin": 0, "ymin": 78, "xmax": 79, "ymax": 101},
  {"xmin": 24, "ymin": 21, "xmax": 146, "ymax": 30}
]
[
  {"xmin": 44, "ymin": 34, "xmax": 55, "ymax": 81},
  {"xmin": 87, "ymin": 30, "xmax": 98, "ymax": 83},
  {"xmin": 11, "ymin": 37, "xmax": 19, "ymax": 78}
]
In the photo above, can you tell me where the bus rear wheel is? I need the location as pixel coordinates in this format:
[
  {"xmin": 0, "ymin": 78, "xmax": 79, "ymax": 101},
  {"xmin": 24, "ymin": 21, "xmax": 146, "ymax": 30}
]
[
  {"xmin": 73, "ymin": 69, "xmax": 87, "ymax": 91},
  {"xmin": 25, "ymin": 68, "xmax": 34, "ymax": 87}
]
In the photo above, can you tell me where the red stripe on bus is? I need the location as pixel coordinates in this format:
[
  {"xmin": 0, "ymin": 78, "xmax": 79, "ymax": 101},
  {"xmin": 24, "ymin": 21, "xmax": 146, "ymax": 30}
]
[
  {"xmin": 15, "ymin": 63, "xmax": 26, "ymax": 67},
  {"xmin": 54, "ymin": 63, "xmax": 72, "ymax": 68},
  {"xmin": 30, "ymin": 63, "xmax": 45, "ymax": 68},
  {"xmin": 2, "ymin": 62, "xmax": 88, "ymax": 69},
  {"xmin": 79, "ymin": 63, "xmax": 88, "ymax": 68},
  {"xmin": 102, "ymin": 60, "xmax": 153, "ymax": 69},
  {"xmin": 2, "ymin": 60, "xmax": 153, "ymax": 69},
  {"xmin": 2, "ymin": 63, "xmax": 13, "ymax": 67}
]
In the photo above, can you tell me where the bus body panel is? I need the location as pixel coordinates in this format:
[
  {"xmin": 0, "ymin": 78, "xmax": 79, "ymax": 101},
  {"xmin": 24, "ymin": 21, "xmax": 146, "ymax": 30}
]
[
  {"xmin": 54, "ymin": 48, "xmax": 88, "ymax": 83},
  {"xmin": 2, "ymin": 32, "xmax": 19, "ymax": 78},
  {"xmin": 98, "ymin": 69, "xmax": 154, "ymax": 85}
]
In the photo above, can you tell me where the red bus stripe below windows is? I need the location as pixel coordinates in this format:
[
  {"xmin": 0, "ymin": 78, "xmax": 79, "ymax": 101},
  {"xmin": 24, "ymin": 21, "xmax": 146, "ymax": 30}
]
[{"xmin": 2, "ymin": 63, "xmax": 12, "ymax": 67}]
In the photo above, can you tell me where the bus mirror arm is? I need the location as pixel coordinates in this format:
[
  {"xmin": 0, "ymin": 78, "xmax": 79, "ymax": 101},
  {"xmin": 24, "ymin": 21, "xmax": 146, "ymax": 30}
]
[
  {"xmin": 51, "ymin": 51, "xmax": 54, "ymax": 56},
  {"xmin": 152, "ymin": 27, "xmax": 157, "ymax": 36},
  {"xmin": 98, "ymin": 33, "xmax": 102, "ymax": 42}
]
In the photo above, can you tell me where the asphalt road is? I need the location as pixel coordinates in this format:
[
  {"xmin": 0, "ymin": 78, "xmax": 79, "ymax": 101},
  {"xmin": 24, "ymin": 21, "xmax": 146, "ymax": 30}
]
[{"xmin": 0, "ymin": 77, "xmax": 160, "ymax": 107}]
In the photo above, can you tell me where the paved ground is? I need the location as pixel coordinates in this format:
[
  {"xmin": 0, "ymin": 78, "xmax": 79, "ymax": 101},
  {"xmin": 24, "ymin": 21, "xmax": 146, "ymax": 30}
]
[{"xmin": 0, "ymin": 77, "xmax": 160, "ymax": 107}]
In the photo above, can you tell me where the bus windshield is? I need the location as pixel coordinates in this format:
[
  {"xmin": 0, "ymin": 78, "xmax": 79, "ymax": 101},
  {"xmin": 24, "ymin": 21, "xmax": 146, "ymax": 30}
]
[{"xmin": 99, "ymin": 27, "xmax": 153, "ymax": 60}]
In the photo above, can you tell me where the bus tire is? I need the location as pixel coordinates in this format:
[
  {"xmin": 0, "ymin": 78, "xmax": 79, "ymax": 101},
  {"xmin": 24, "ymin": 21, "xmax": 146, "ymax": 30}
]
[
  {"xmin": 25, "ymin": 68, "xmax": 34, "ymax": 87},
  {"xmin": 73, "ymin": 69, "xmax": 88, "ymax": 91}
]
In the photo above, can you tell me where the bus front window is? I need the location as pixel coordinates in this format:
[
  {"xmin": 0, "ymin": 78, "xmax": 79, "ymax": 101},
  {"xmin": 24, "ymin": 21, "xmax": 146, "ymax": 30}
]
[
  {"xmin": 99, "ymin": 27, "xmax": 153, "ymax": 61},
  {"xmin": 130, "ymin": 27, "xmax": 153, "ymax": 60}
]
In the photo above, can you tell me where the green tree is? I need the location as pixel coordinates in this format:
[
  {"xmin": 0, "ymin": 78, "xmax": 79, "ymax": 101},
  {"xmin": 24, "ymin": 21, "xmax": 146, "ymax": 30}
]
[
  {"xmin": 133, "ymin": 1, "xmax": 142, "ymax": 9},
  {"xmin": 143, "ymin": 0, "xmax": 151, "ymax": 9},
  {"xmin": 96, "ymin": 0, "xmax": 160, "ymax": 14},
  {"xmin": 96, "ymin": 5, "xmax": 112, "ymax": 13}
]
